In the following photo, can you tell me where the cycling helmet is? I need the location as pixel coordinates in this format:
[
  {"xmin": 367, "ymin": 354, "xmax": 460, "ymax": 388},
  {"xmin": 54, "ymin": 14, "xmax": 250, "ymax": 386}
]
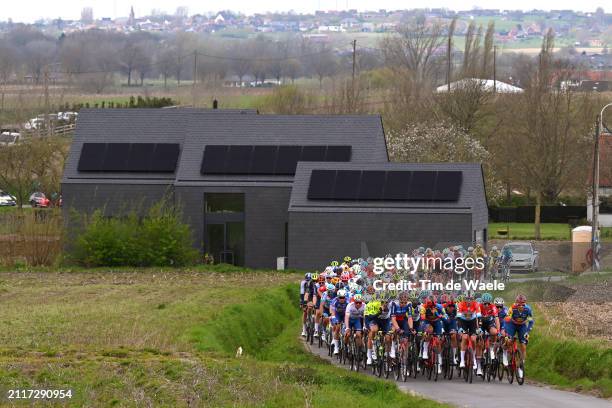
[
  {"xmin": 311, "ymin": 273, "xmax": 319, "ymax": 281},
  {"xmin": 354, "ymin": 294, "xmax": 363, "ymax": 302},
  {"xmin": 494, "ymin": 297, "xmax": 505, "ymax": 307},
  {"xmin": 468, "ymin": 246, "xmax": 474, "ymax": 252},
  {"xmin": 326, "ymin": 283, "xmax": 335, "ymax": 292},
  {"xmin": 317, "ymin": 275, "xmax": 325, "ymax": 283},
  {"xmin": 465, "ymin": 293, "xmax": 474, "ymax": 300},
  {"xmin": 337, "ymin": 289, "xmax": 347, "ymax": 298},
  {"xmin": 492, "ymin": 246, "xmax": 498, "ymax": 251},
  {"xmin": 456, "ymin": 294, "xmax": 465, "ymax": 303},
  {"xmin": 473, "ymin": 292, "xmax": 482, "ymax": 300},
  {"xmin": 331, "ymin": 277, "xmax": 340, "ymax": 285},
  {"xmin": 367, "ymin": 285, "xmax": 375, "ymax": 295},
  {"xmin": 476, "ymin": 297, "xmax": 482, "ymax": 304},
  {"xmin": 476, "ymin": 243, "xmax": 482, "ymax": 248},
  {"xmin": 425, "ymin": 296, "xmax": 436, "ymax": 307},
  {"xmin": 515, "ymin": 294, "xmax": 527, "ymax": 304},
  {"xmin": 482, "ymin": 293, "xmax": 493, "ymax": 303},
  {"xmin": 341, "ymin": 272, "xmax": 350, "ymax": 282},
  {"xmin": 304, "ymin": 273, "xmax": 312, "ymax": 280},
  {"xmin": 318, "ymin": 285, "xmax": 327, "ymax": 294},
  {"xmin": 324, "ymin": 266, "xmax": 333, "ymax": 274}
]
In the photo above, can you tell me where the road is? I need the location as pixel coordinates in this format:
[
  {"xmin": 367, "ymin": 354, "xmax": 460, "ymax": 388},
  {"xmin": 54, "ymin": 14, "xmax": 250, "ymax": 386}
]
[{"xmin": 304, "ymin": 340, "xmax": 611, "ymax": 408}]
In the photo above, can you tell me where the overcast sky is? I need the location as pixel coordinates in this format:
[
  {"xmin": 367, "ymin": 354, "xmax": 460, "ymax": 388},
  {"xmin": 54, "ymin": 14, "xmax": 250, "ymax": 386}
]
[{"xmin": 3, "ymin": 1, "xmax": 607, "ymax": 23}]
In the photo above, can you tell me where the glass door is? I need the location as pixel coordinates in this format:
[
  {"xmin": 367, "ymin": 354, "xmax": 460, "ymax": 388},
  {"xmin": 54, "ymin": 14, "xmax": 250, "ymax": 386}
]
[{"xmin": 204, "ymin": 193, "xmax": 245, "ymax": 266}]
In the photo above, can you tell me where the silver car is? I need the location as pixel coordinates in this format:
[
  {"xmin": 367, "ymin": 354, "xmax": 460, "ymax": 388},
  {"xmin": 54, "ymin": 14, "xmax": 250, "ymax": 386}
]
[{"xmin": 503, "ymin": 242, "xmax": 539, "ymax": 273}]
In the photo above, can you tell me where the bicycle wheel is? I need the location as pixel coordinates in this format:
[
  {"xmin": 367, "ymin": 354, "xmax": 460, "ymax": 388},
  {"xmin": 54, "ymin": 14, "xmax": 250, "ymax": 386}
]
[
  {"xmin": 497, "ymin": 348, "xmax": 505, "ymax": 381},
  {"xmin": 318, "ymin": 327, "xmax": 323, "ymax": 348},
  {"xmin": 507, "ymin": 350, "xmax": 515, "ymax": 384},
  {"xmin": 402, "ymin": 345, "xmax": 410, "ymax": 382},
  {"xmin": 433, "ymin": 350, "xmax": 440, "ymax": 382},
  {"xmin": 446, "ymin": 346, "xmax": 454, "ymax": 380},
  {"xmin": 517, "ymin": 360, "xmax": 525, "ymax": 385},
  {"xmin": 412, "ymin": 342, "xmax": 420, "ymax": 379},
  {"xmin": 516, "ymin": 349, "xmax": 525, "ymax": 385},
  {"xmin": 395, "ymin": 347, "xmax": 403, "ymax": 381}
]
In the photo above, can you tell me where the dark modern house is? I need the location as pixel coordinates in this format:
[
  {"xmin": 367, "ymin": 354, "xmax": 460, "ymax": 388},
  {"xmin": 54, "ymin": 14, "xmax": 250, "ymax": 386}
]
[{"xmin": 62, "ymin": 109, "xmax": 488, "ymax": 270}]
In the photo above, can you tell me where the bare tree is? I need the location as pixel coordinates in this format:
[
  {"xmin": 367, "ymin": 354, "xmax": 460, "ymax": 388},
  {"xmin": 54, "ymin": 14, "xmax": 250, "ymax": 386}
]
[
  {"xmin": 507, "ymin": 30, "xmax": 597, "ymax": 238},
  {"xmin": 24, "ymin": 40, "xmax": 57, "ymax": 83},
  {"xmin": 482, "ymin": 21, "xmax": 495, "ymax": 78},
  {"xmin": 119, "ymin": 39, "xmax": 148, "ymax": 86}
]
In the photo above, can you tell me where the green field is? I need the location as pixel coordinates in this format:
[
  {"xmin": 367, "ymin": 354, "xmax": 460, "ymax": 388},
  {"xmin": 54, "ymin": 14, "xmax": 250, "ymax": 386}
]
[
  {"xmin": 488, "ymin": 222, "xmax": 612, "ymax": 241},
  {"xmin": 0, "ymin": 269, "xmax": 446, "ymax": 407}
]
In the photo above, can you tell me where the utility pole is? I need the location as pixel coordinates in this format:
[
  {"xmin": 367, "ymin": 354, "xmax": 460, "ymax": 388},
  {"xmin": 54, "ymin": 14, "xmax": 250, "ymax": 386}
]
[
  {"xmin": 592, "ymin": 115, "xmax": 600, "ymax": 271},
  {"xmin": 447, "ymin": 34, "xmax": 452, "ymax": 91},
  {"xmin": 351, "ymin": 39, "xmax": 357, "ymax": 86},
  {"xmin": 192, "ymin": 50, "xmax": 198, "ymax": 107},
  {"xmin": 44, "ymin": 65, "xmax": 50, "ymax": 136},
  {"xmin": 493, "ymin": 45, "xmax": 497, "ymax": 93},
  {"xmin": 592, "ymin": 103, "xmax": 612, "ymax": 271}
]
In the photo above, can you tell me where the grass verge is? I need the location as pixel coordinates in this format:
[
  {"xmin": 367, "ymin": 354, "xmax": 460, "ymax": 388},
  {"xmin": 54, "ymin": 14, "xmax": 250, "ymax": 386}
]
[
  {"xmin": 492, "ymin": 274, "xmax": 612, "ymax": 397},
  {"xmin": 0, "ymin": 271, "xmax": 445, "ymax": 407}
]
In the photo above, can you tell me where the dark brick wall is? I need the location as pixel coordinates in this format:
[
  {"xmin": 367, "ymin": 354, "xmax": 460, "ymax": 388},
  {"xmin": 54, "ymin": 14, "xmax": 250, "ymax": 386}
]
[
  {"xmin": 288, "ymin": 212, "xmax": 473, "ymax": 271},
  {"xmin": 62, "ymin": 183, "xmax": 173, "ymax": 217}
]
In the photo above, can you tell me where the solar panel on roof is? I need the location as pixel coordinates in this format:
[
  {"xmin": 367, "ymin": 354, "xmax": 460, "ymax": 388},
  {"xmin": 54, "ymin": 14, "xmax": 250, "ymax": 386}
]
[
  {"xmin": 103, "ymin": 143, "xmax": 130, "ymax": 172},
  {"xmin": 226, "ymin": 145, "xmax": 253, "ymax": 174},
  {"xmin": 250, "ymin": 146, "xmax": 278, "ymax": 175},
  {"xmin": 333, "ymin": 170, "xmax": 362, "ymax": 200},
  {"xmin": 408, "ymin": 171, "xmax": 436, "ymax": 201},
  {"xmin": 307, "ymin": 170, "xmax": 337, "ymax": 200},
  {"xmin": 434, "ymin": 171, "xmax": 462, "ymax": 201},
  {"xmin": 300, "ymin": 146, "xmax": 327, "ymax": 161},
  {"xmin": 358, "ymin": 171, "xmax": 386, "ymax": 200},
  {"xmin": 275, "ymin": 146, "xmax": 302, "ymax": 175},
  {"xmin": 201, "ymin": 145, "xmax": 229, "ymax": 174},
  {"xmin": 78, "ymin": 143, "xmax": 107, "ymax": 172},
  {"xmin": 383, "ymin": 171, "xmax": 411, "ymax": 200},
  {"xmin": 325, "ymin": 146, "xmax": 351, "ymax": 161},
  {"xmin": 128, "ymin": 143, "xmax": 155, "ymax": 172},
  {"xmin": 151, "ymin": 143, "xmax": 180, "ymax": 173}
]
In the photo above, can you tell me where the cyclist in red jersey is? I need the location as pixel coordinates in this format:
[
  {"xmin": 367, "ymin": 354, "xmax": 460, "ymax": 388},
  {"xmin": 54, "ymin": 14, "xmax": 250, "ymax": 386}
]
[{"xmin": 456, "ymin": 294, "xmax": 481, "ymax": 369}]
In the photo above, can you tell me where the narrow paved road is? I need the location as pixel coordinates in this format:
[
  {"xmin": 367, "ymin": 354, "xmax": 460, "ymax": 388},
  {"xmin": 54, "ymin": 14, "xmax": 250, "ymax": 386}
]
[{"xmin": 304, "ymin": 340, "xmax": 611, "ymax": 408}]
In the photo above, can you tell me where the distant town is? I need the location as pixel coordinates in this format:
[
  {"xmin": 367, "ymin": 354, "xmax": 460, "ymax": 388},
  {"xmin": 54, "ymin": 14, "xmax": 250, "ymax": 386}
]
[{"xmin": 1, "ymin": 7, "xmax": 610, "ymax": 49}]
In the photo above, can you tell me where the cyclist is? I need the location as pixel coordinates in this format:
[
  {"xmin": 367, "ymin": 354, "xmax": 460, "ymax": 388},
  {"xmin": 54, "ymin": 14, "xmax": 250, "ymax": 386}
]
[
  {"xmin": 364, "ymin": 297, "xmax": 392, "ymax": 365},
  {"xmin": 330, "ymin": 289, "xmax": 348, "ymax": 354},
  {"xmin": 440, "ymin": 293, "xmax": 459, "ymax": 366},
  {"xmin": 489, "ymin": 246, "xmax": 501, "ymax": 276},
  {"xmin": 301, "ymin": 273, "xmax": 317, "ymax": 337},
  {"xmin": 420, "ymin": 295, "xmax": 447, "ymax": 374},
  {"xmin": 501, "ymin": 245, "xmax": 513, "ymax": 279},
  {"xmin": 473, "ymin": 244, "xmax": 486, "ymax": 279},
  {"xmin": 495, "ymin": 297, "xmax": 508, "ymax": 336},
  {"xmin": 344, "ymin": 293, "xmax": 366, "ymax": 349},
  {"xmin": 317, "ymin": 283, "xmax": 336, "ymax": 339},
  {"xmin": 478, "ymin": 293, "xmax": 500, "ymax": 375},
  {"xmin": 457, "ymin": 293, "xmax": 481, "ymax": 369},
  {"xmin": 503, "ymin": 294, "xmax": 534, "ymax": 377},
  {"xmin": 314, "ymin": 283, "xmax": 327, "ymax": 337},
  {"xmin": 390, "ymin": 291, "xmax": 414, "ymax": 359}
]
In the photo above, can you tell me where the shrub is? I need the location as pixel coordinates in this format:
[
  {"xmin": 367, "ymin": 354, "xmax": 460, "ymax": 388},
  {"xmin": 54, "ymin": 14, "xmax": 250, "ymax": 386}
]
[{"xmin": 71, "ymin": 202, "xmax": 198, "ymax": 267}]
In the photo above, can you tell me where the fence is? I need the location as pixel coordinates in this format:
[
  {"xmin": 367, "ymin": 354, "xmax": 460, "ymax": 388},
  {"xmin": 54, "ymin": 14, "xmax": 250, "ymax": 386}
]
[{"xmin": 489, "ymin": 206, "xmax": 587, "ymax": 223}]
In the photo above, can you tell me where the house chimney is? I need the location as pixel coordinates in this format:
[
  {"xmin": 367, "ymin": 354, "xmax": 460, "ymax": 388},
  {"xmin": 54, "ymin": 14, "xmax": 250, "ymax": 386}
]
[{"xmin": 212, "ymin": 99, "xmax": 218, "ymax": 109}]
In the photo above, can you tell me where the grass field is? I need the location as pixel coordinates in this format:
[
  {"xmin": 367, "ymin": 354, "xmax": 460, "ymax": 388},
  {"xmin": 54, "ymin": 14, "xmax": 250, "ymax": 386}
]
[
  {"xmin": 489, "ymin": 222, "xmax": 612, "ymax": 241},
  {"xmin": 0, "ymin": 269, "xmax": 446, "ymax": 407}
]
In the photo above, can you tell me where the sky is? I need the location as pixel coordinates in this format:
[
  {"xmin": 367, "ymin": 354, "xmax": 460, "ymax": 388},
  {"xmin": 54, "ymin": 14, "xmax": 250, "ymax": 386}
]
[{"xmin": 1, "ymin": 0, "xmax": 607, "ymax": 23}]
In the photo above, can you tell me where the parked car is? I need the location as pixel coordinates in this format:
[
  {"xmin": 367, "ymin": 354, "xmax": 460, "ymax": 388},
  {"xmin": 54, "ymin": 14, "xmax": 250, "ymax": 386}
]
[
  {"xmin": 0, "ymin": 132, "xmax": 20, "ymax": 145},
  {"xmin": 502, "ymin": 241, "xmax": 539, "ymax": 273},
  {"xmin": 29, "ymin": 192, "xmax": 50, "ymax": 208},
  {"xmin": 0, "ymin": 190, "xmax": 16, "ymax": 206}
]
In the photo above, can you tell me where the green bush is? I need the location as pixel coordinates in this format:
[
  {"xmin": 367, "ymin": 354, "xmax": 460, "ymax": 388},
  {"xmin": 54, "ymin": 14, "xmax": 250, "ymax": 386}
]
[{"xmin": 71, "ymin": 202, "xmax": 198, "ymax": 267}]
